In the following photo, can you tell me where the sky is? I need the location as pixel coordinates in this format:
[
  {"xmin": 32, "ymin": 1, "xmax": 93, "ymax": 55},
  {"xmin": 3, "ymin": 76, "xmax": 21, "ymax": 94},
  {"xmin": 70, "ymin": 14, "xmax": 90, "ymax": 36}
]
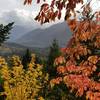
[
  {"xmin": 0, "ymin": 0, "xmax": 41, "ymax": 28},
  {"xmin": 0, "ymin": 0, "xmax": 62, "ymax": 28},
  {"xmin": 0, "ymin": 0, "xmax": 100, "ymax": 28}
]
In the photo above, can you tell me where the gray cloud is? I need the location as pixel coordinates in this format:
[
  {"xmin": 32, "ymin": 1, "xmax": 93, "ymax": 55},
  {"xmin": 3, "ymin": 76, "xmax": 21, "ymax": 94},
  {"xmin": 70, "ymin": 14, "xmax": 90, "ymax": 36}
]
[
  {"xmin": 0, "ymin": 0, "xmax": 42, "ymax": 27},
  {"xmin": 0, "ymin": 9, "xmax": 42, "ymax": 29}
]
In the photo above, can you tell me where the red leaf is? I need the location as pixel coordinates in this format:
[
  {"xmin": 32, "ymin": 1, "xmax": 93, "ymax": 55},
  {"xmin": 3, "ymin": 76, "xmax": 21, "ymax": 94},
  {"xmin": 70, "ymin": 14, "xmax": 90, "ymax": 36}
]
[
  {"xmin": 58, "ymin": 11, "xmax": 61, "ymax": 19},
  {"xmin": 37, "ymin": 0, "xmax": 40, "ymax": 3}
]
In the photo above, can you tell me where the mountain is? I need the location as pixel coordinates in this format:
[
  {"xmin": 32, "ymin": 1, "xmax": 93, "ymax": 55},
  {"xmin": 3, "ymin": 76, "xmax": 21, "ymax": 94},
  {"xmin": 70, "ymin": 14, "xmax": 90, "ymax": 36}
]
[
  {"xmin": 2, "ymin": 22, "xmax": 72, "ymax": 57},
  {"xmin": 8, "ymin": 25, "xmax": 33, "ymax": 41},
  {"xmin": 16, "ymin": 22, "xmax": 72, "ymax": 48}
]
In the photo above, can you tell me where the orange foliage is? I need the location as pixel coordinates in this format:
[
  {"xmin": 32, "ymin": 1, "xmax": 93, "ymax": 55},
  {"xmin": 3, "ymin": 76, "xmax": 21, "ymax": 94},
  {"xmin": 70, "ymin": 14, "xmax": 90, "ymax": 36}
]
[
  {"xmin": 50, "ymin": 4, "xmax": 100, "ymax": 100},
  {"xmin": 24, "ymin": 0, "xmax": 84, "ymax": 24}
]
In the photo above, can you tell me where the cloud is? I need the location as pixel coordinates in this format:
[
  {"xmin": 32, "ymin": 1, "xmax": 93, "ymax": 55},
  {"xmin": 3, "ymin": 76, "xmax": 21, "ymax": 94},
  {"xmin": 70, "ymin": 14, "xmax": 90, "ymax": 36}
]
[
  {"xmin": 0, "ymin": 0, "xmax": 19, "ymax": 11},
  {"xmin": 0, "ymin": 0, "xmax": 43, "ymax": 28},
  {"xmin": 0, "ymin": 8, "xmax": 64, "ymax": 30},
  {"xmin": 0, "ymin": 0, "xmax": 64, "ymax": 27},
  {"xmin": 0, "ymin": 9, "xmax": 42, "ymax": 29}
]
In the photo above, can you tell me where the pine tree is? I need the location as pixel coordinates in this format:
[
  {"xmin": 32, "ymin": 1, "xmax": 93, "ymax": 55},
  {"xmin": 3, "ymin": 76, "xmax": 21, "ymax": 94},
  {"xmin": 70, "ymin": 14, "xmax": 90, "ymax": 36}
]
[
  {"xmin": 22, "ymin": 49, "xmax": 32, "ymax": 70},
  {"xmin": 0, "ymin": 22, "xmax": 14, "ymax": 45},
  {"xmin": 46, "ymin": 39, "xmax": 61, "ymax": 77}
]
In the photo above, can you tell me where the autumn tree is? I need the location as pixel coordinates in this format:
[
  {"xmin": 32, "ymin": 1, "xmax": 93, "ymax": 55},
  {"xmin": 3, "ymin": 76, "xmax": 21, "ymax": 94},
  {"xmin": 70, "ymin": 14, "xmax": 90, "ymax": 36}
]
[
  {"xmin": 50, "ymin": 3, "xmax": 100, "ymax": 100},
  {"xmin": 0, "ymin": 55, "xmax": 49, "ymax": 100},
  {"xmin": 0, "ymin": 22, "xmax": 14, "ymax": 46}
]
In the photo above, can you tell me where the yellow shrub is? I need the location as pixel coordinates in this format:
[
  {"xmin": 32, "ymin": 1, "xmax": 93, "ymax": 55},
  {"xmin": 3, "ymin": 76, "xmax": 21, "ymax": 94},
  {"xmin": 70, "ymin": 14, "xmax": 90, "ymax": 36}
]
[{"xmin": 0, "ymin": 54, "xmax": 49, "ymax": 100}]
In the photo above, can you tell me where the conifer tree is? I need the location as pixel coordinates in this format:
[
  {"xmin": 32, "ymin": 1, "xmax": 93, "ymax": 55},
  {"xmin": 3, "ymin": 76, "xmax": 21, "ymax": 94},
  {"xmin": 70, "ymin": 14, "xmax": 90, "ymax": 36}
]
[
  {"xmin": 0, "ymin": 22, "xmax": 14, "ymax": 45},
  {"xmin": 46, "ymin": 39, "xmax": 61, "ymax": 77},
  {"xmin": 22, "ymin": 49, "xmax": 32, "ymax": 69}
]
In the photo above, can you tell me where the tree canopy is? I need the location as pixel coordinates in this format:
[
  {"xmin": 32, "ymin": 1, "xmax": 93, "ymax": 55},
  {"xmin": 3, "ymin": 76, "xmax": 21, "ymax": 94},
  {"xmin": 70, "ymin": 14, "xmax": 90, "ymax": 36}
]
[{"xmin": 0, "ymin": 22, "xmax": 14, "ymax": 45}]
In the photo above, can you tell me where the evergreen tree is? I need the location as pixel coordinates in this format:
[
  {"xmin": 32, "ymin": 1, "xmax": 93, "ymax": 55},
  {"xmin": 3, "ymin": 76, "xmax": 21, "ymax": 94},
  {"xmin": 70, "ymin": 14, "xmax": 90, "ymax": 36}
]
[
  {"xmin": 22, "ymin": 49, "xmax": 32, "ymax": 70},
  {"xmin": 35, "ymin": 55, "xmax": 45, "ymax": 65},
  {"xmin": 46, "ymin": 39, "xmax": 61, "ymax": 77},
  {"xmin": 0, "ymin": 22, "xmax": 14, "ymax": 45}
]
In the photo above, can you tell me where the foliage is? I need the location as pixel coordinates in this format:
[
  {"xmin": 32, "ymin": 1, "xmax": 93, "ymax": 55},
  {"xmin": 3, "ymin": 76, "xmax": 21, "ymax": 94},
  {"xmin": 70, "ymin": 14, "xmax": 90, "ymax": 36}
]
[
  {"xmin": 50, "ymin": 4, "xmax": 100, "ymax": 100},
  {"xmin": 22, "ymin": 49, "xmax": 32, "ymax": 70},
  {"xmin": 0, "ymin": 0, "xmax": 99, "ymax": 100},
  {"xmin": 24, "ymin": 0, "xmax": 84, "ymax": 24},
  {"xmin": 0, "ymin": 22, "xmax": 14, "ymax": 45},
  {"xmin": 23, "ymin": 1, "xmax": 100, "ymax": 99},
  {"xmin": 0, "ymin": 54, "xmax": 49, "ymax": 100},
  {"xmin": 46, "ymin": 39, "xmax": 61, "ymax": 77}
]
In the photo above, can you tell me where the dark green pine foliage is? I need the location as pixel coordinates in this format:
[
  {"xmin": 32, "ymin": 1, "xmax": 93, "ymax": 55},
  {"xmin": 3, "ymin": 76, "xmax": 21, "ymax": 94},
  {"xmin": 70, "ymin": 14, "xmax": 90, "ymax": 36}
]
[
  {"xmin": 46, "ymin": 39, "xmax": 61, "ymax": 77},
  {"xmin": 22, "ymin": 49, "xmax": 32, "ymax": 70},
  {"xmin": 0, "ymin": 22, "xmax": 14, "ymax": 45},
  {"xmin": 35, "ymin": 55, "xmax": 45, "ymax": 65}
]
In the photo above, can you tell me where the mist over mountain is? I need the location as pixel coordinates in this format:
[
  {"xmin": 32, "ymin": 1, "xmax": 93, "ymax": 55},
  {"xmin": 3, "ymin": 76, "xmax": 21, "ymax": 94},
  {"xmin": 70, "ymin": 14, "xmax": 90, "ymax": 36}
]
[
  {"xmin": 14, "ymin": 22, "xmax": 72, "ymax": 48},
  {"xmin": 2, "ymin": 9, "xmax": 72, "ymax": 48},
  {"xmin": 8, "ymin": 25, "xmax": 32, "ymax": 41}
]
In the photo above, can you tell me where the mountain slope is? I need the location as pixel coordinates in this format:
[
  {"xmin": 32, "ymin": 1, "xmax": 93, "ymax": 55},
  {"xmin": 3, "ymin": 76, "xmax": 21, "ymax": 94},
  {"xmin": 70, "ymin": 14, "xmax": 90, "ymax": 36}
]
[
  {"xmin": 16, "ymin": 22, "xmax": 72, "ymax": 48},
  {"xmin": 8, "ymin": 25, "xmax": 33, "ymax": 41}
]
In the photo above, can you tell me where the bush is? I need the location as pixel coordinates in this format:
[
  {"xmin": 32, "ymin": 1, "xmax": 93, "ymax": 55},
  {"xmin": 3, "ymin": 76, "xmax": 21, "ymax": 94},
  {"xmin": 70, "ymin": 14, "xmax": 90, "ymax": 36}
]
[{"xmin": 0, "ymin": 54, "xmax": 49, "ymax": 100}]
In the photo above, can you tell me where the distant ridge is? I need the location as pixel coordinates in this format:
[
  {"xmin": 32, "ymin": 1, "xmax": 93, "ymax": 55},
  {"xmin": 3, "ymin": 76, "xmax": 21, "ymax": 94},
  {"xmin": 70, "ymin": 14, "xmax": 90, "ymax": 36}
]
[
  {"xmin": 8, "ymin": 25, "xmax": 32, "ymax": 41},
  {"xmin": 15, "ymin": 22, "xmax": 72, "ymax": 48}
]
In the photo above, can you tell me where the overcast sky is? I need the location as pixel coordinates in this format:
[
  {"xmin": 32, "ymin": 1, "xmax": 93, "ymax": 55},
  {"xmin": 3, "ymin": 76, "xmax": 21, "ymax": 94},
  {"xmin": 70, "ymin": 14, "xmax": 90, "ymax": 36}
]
[
  {"xmin": 0, "ymin": 0, "xmax": 62, "ymax": 28},
  {"xmin": 0, "ymin": 0, "xmax": 99, "ymax": 28}
]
